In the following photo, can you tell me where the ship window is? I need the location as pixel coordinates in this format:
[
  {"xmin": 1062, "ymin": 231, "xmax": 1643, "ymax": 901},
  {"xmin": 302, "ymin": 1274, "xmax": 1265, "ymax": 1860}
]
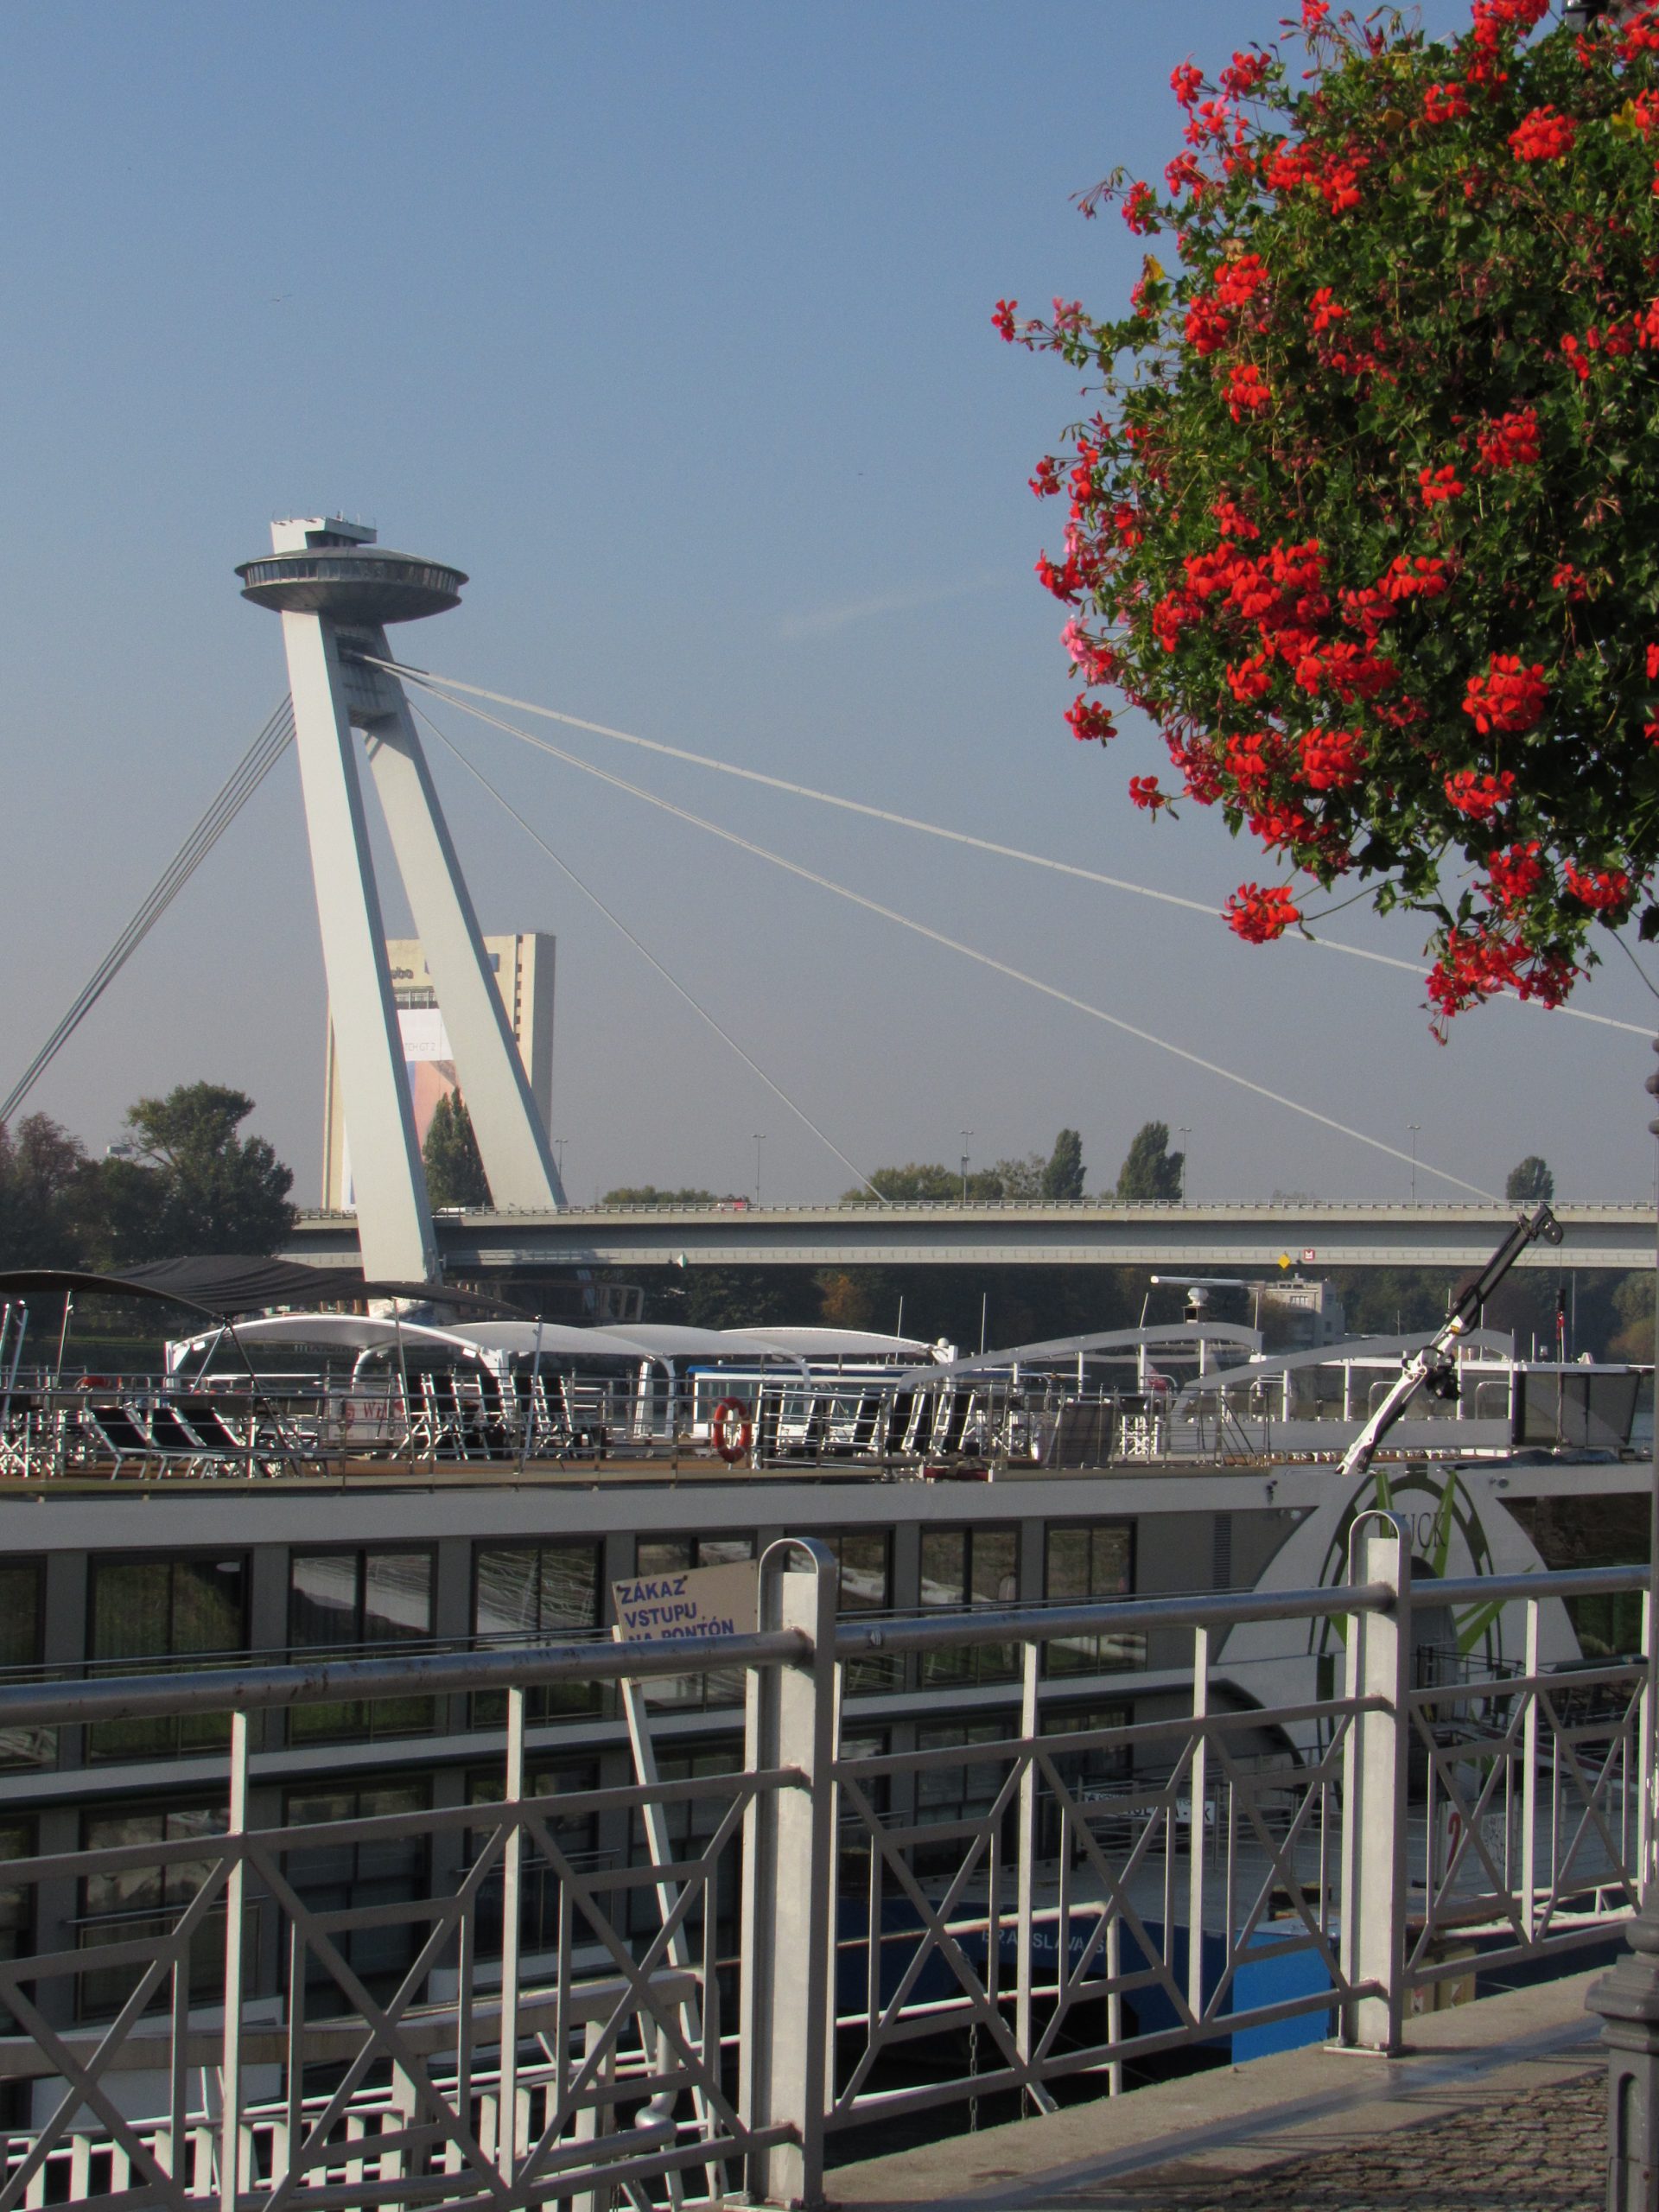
[
  {"xmin": 1045, "ymin": 1522, "xmax": 1141, "ymax": 1676},
  {"xmin": 472, "ymin": 1541, "xmax": 603, "ymax": 1722},
  {"xmin": 474, "ymin": 1541, "xmax": 601, "ymax": 1637},
  {"xmin": 78, "ymin": 1802, "xmax": 229, "ymax": 2018},
  {"xmin": 635, "ymin": 1538, "xmax": 755, "ymax": 1708},
  {"xmin": 636, "ymin": 1534, "xmax": 754, "ymax": 1576},
  {"xmin": 915, "ymin": 1719, "xmax": 1014, "ymax": 1828},
  {"xmin": 0, "ymin": 1563, "xmax": 40, "ymax": 1673},
  {"xmin": 809, "ymin": 1530, "xmax": 891, "ymax": 1612},
  {"xmin": 290, "ymin": 1548, "xmax": 433, "ymax": 1649},
  {"xmin": 86, "ymin": 1556, "xmax": 246, "ymax": 1761},
  {"xmin": 0, "ymin": 1565, "xmax": 44, "ymax": 1770},
  {"xmin": 91, "ymin": 1555, "xmax": 246, "ymax": 1663},
  {"xmin": 626, "ymin": 1741, "xmax": 745, "ymax": 1956},
  {"xmin": 920, "ymin": 1527, "xmax": 1017, "ymax": 1609},
  {"xmin": 919, "ymin": 1528, "xmax": 1018, "ymax": 1687},
  {"xmin": 289, "ymin": 1550, "xmax": 435, "ymax": 1744},
  {"xmin": 283, "ymin": 1780, "xmax": 430, "ymax": 2014},
  {"xmin": 465, "ymin": 1759, "xmax": 601, "ymax": 1960}
]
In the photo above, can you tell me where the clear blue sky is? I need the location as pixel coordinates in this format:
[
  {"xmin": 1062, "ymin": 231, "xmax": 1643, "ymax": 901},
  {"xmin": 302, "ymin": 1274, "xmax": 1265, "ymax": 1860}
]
[{"xmin": 2, "ymin": 0, "xmax": 1647, "ymax": 1210}]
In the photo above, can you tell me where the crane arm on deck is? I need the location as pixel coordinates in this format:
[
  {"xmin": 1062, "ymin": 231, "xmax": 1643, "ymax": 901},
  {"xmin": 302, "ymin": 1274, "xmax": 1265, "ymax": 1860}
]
[{"xmin": 1336, "ymin": 1202, "xmax": 1564, "ymax": 1489}]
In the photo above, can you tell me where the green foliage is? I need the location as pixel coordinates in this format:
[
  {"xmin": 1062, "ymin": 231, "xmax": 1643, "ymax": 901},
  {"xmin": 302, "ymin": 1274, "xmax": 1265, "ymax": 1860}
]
[
  {"xmin": 100, "ymin": 1083, "xmax": 295, "ymax": 1262},
  {"xmin": 1005, "ymin": 0, "xmax": 1659, "ymax": 1019},
  {"xmin": 845, "ymin": 1163, "xmax": 963, "ymax": 1202},
  {"xmin": 1505, "ymin": 1153, "xmax": 1555, "ymax": 1204},
  {"xmin": 600, "ymin": 1185, "xmax": 719, "ymax": 1205},
  {"xmin": 683, "ymin": 1267, "xmax": 798, "ymax": 1329},
  {"xmin": 423, "ymin": 1091, "xmax": 491, "ymax": 1210},
  {"xmin": 1116, "ymin": 1120, "xmax": 1185, "ymax": 1202},
  {"xmin": 1043, "ymin": 1128, "xmax": 1088, "ymax": 1200},
  {"xmin": 1611, "ymin": 1266, "xmax": 1655, "ymax": 1358},
  {"xmin": 0, "ymin": 1114, "xmax": 105, "ymax": 1268},
  {"xmin": 846, "ymin": 1131, "xmax": 1090, "ymax": 1203}
]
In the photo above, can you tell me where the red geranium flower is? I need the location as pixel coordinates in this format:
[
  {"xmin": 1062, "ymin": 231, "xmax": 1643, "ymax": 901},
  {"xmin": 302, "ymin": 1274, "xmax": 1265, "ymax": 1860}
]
[{"xmin": 1224, "ymin": 883, "xmax": 1300, "ymax": 942}]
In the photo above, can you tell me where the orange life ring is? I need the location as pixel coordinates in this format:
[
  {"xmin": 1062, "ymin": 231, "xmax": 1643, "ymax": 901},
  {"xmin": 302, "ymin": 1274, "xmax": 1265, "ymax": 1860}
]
[
  {"xmin": 78, "ymin": 1375, "xmax": 113, "ymax": 1392},
  {"xmin": 710, "ymin": 1396, "xmax": 753, "ymax": 1465}
]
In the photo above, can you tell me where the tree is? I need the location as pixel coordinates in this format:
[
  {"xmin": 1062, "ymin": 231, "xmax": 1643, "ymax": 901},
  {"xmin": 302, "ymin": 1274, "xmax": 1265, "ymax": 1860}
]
[
  {"xmin": 683, "ymin": 1267, "xmax": 796, "ymax": 1329},
  {"xmin": 1042, "ymin": 1128, "xmax": 1087, "ymax": 1201},
  {"xmin": 843, "ymin": 1163, "xmax": 963, "ymax": 1203},
  {"xmin": 0, "ymin": 1114, "xmax": 105, "ymax": 1268},
  {"xmin": 1505, "ymin": 1154, "xmax": 1556, "ymax": 1205},
  {"xmin": 600, "ymin": 1185, "xmax": 718, "ymax": 1205},
  {"xmin": 1116, "ymin": 1120, "xmax": 1185, "ymax": 1203},
  {"xmin": 423, "ymin": 1092, "xmax": 491, "ymax": 1209},
  {"xmin": 101, "ymin": 1084, "xmax": 295, "ymax": 1262},
  {"xmin": 1000, "ymin": 0, "xmax": 1659, "ymax": 1023}
]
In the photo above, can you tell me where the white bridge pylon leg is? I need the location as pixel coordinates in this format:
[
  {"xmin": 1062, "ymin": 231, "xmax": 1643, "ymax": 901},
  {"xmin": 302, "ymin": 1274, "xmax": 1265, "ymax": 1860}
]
[
  {"xmin": 280, "ymin": 607, "xmax": 437, "ymax": 1282},
  {"xmin": 248, "ymin": 518, "xmax": 564, "ymax": 1282},
  {"xmin": 363, "ymin": 694, "xmax": 568, "ymax": 1213}
]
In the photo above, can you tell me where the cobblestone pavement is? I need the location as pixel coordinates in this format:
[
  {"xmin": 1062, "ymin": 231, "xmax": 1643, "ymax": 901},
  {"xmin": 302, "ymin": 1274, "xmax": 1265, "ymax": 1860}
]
[{"xmin": 1054, "ymin": 2068, "xmax": 1604, "ymax": 2211}]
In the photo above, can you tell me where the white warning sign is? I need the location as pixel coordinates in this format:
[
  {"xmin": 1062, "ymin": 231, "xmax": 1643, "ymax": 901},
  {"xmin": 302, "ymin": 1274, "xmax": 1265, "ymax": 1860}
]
[{"xmin": 611, "ymin": 1560, "xmax": 760, "ymax": 1643}]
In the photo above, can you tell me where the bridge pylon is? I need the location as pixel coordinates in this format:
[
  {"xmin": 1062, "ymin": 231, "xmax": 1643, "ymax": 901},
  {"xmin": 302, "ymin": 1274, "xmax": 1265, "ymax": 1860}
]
[{"xmin": 237, "ymin": 517, "xmax": 564, "ymax": 1279}]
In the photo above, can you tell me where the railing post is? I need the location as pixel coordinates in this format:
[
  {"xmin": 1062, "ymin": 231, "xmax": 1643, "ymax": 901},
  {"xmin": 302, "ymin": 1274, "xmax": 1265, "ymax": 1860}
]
[
  {"xmin": 219, "ymin": 1707, "xmax": 249, "ymax": 2212},
  {"xmin": 1187, "ymin": 1624, "xmax": 1210, "ymax": 2025},
  {"xmin": 1339, "ymin": 1517, "xmax": 1409, "ymax": 2052},
  {"xmin": 1521, "ymin": 1596, "xmax": 1540, "ymax": 1942},
  {"xmin": 498, "ymin": 1682, "xmax": 524, "ymax": 2185},
  {"xmin": 1015, "ymin": 1639, "xmax": 1039, "ymax": 2082},
  {"xmin": 741, "ymin": 1538, "xmax": 836, "ymax": 2209}
]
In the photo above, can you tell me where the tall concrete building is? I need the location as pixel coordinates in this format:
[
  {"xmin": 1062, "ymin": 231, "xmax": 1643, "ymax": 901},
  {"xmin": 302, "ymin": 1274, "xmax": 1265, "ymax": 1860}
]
[{"xmin": 321, "ymin": 931, "xmax": 556, "ymax": 1210}]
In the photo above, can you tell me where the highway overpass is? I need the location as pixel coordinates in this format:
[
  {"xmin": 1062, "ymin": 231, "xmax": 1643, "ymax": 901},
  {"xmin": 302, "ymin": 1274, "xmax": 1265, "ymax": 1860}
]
[{"xmin": 285, "ymin": 1200, "xmax": 1657, "ymax": 1276}]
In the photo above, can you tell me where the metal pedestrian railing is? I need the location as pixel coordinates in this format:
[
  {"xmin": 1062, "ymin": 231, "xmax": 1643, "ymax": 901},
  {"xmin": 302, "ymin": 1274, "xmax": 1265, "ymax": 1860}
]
[{"xmin": 0, "ymin": 1530, "xmax": 1646, "ymax": 2208}]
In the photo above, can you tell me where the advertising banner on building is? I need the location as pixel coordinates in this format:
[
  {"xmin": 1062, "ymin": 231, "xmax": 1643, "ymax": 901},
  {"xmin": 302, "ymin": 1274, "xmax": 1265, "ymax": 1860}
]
[{"xmin": 342, "ymin": 1006, "xmax": 460, "ymax": 1209}]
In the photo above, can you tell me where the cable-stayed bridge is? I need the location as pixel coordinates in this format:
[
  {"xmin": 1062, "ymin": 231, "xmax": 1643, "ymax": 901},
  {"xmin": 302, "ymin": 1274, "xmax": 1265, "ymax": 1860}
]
[
  {"xmin": 10, "ymin": 511, "xmax": 1655, "ymax": 1286},
  {"xmin": 284, "ymin": 1198, "xmax": 1655, "ymax": 1275}
]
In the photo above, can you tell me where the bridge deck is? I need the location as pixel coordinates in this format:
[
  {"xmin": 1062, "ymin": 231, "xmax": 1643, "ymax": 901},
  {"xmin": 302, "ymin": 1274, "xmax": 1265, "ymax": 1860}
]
[{"xmin": 286, "ymin": 1200, "xmax": 1656, "ymax": 1274}]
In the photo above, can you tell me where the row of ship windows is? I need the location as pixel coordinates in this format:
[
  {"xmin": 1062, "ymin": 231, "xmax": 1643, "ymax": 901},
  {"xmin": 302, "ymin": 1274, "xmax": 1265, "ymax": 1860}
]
[{"xmin": 0, "ymin": 1521, "xmax": 1134, "ymax": 1674}]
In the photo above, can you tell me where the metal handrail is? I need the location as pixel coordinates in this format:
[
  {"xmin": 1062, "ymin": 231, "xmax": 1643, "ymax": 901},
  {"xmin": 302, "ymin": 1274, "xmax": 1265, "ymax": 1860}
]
[{"xmin": 0, "ymin": 1576, "xmax": 1404, "ymax": 1731}]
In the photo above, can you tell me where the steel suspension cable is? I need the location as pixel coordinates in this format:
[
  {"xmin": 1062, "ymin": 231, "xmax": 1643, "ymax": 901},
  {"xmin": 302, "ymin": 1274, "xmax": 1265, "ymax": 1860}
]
[
  {"xmin": 1, "ymin": 700, "xmax": 296, "ymax": 1126},
  {"xmin": 407, "ymin": 707, "xmax": 886, "ymax": 1201},
  {"xmin": 365, "ymin": 652, "xmax": 1650, "ymax": 1044},
  {"xmin": 415, "ymin": 693, "xmax": 1500, "ymax": 1201}
]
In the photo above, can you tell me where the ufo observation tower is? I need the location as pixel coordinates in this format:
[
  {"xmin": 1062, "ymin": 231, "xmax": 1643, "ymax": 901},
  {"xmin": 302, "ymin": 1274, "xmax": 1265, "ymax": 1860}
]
[{"xmin": 238, "ymin": 517, "xmax": 564, "ymax": 1280}]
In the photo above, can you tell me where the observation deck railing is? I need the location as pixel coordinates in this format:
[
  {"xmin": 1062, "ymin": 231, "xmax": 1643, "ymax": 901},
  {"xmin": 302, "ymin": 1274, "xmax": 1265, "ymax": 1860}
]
[{"xmin": 0, "ymin": 1366, "xmax": 1546, "ymax": 1481}]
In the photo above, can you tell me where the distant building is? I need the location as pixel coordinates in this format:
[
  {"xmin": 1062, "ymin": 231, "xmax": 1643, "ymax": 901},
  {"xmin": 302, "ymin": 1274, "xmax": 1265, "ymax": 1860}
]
[
  {"xmin": 1259, "ymin": 1276, "xmax": 1345, "ymax": 1351},
  {"xmin": 321, "ymin": 932, "xmax": 555, "ymax": 1208}
]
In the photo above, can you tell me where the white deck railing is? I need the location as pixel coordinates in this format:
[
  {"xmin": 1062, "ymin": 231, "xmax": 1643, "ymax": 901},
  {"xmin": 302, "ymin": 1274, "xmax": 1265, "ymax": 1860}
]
[{"xmin": 0, "ymin": 1531, "xmax": 1644, "ymax": 2208}]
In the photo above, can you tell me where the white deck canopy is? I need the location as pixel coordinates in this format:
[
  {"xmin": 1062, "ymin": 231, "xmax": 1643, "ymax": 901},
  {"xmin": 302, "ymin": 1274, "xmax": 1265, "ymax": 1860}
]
[{"xmin": 167, "ymin": 1312, "xmax": 491, "ymax": 1374}]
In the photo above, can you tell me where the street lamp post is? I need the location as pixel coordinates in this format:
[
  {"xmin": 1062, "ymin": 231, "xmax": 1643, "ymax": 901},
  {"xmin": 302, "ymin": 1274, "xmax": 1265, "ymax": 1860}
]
[
  {"xmin": 959, "ymin": 1131, "xmax": 974, "ymax": 1207},
  {"xmin": 753, "ymin": 1134, "xmax": 765, "ymax": 1209},
  {"xmin": 1408, "ymin": 1123, "xmax": 1421, "ymax": 1206},
  {"xmin": 554, "ymin": 1136, "xmax": 569, "ymax": 1186},
  {"xmin": 1178, "ymin": 1128, "xmax": 1192, "ymax": 1206},
  {"xmin": 1587, "ymin": 1033, "xmax": 1659, "ymax": 2201}
]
